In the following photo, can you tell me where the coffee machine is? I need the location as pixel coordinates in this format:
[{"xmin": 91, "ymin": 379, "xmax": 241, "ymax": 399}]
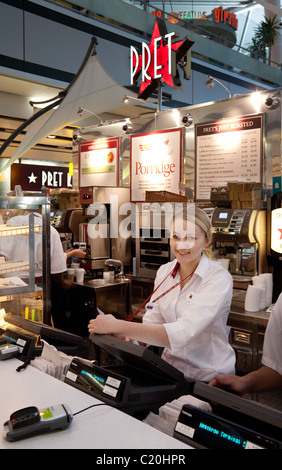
[
  {"xmin": 78, "ymin": 187, "xmax": 131, "ymax": 273},
  {"xmin": 204, "ymin": 207, "xmax": 268, "ymax": 306}
]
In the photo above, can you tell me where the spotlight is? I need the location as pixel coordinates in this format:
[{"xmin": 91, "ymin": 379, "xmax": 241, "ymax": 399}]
[
  {"xmin": 205, "ymin": 75, "xmax": 231, "ymax": 98},
  {"xmin": 72, "ymin": 131, "xmax": 83, "ymax": 142},
  {"xmin": 122, "ymin": 122, "xmax": 133, "ymax": 134},
  {"xmin": 182, "ymin": 113, "xmax": 193, "ymax": 127},
  {"xmin": 122, "ymin": 96, "xmax": 129, "ymax": 103},
  {"xmin": 205, "ymin": 75, "xmax": 215, "ymax": 89},
  {"xmin": 265, "ymin": 95, "xmax": 279, "ymax": 110},
  {"xmin": 77, "ymin": 107, "xmax": 103, "ymax": 124}
]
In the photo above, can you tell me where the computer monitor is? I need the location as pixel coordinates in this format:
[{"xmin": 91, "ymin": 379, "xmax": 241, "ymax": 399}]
[
  {"xmin": 65, "ymin": 334, "xmax": 194, "ymax": 415},
  {"xmin": 4, "ymin": 314, "xmax": 90, "ymax": 358}
]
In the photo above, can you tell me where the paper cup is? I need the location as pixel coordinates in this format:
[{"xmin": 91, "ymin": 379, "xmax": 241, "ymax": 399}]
[
  {"xmin": 66, "ymin": 268, "xmax": 75, "ymax": 281},
  {"xmin": 219, "ymin": 259, "xmax": 230, "ymax": 270},
  {"xmin": 71, "ymin": 262, "xmax": 80, "ymax": 270},
  {"xmin": 76, "ymin": 268, "xmax": 85, "ymax": 283},
  {"xmin": 245, "ymin": 285, "xmax": 264, "ymax": 312}
]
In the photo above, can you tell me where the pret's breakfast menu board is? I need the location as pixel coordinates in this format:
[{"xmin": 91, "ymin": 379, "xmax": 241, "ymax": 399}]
[{"xmin": 195, "ymin": 114, "xmax": 263, "ymax": 200}]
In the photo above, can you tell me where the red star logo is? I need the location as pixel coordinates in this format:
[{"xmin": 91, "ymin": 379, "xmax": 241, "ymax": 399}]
[
  {"xmin": 278, "ymin": 228, "xmax": 282, "ymax": 240},
  {"xmin": 132, "ymin": 18, "xmax": 194, "ymax": 100}
]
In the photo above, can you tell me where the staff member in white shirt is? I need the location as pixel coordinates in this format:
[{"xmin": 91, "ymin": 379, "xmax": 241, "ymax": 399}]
[
  {"xmin": 0, "ymin": 212, "xmax": 67, "ymax": 278},
  {"xmin": 210, "ymin": 293, "xmax": 282, "ymax": 394},
  {"xmin": 88, "ymin": 206, "xmax": 236, "ymax": 382},
  {"xmin": 0, "ymin": 212, "xmax": 85, "ymax": 330}
]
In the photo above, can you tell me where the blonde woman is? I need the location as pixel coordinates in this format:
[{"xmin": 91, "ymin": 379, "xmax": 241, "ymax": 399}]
[{"xmin": 88, "ymin": 206, "xmax": 235, "ymax": 382}]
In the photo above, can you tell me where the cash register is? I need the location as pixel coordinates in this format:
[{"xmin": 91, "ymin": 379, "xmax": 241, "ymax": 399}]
[
  {"xmin": 65, "ymin": 334, "xmax": 193, "ymax": 416},
  {"xmin": 174, "ymin": 382, "xmax": 282, "ymax": 449}
]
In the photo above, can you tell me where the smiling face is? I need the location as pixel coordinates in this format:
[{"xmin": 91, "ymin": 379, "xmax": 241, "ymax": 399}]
[{"xmin": 170, "ymin": 217, "xmax": 209, "ymax": 269}]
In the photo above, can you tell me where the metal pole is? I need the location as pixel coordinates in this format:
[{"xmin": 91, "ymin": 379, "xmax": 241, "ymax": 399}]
[{"xmin": 157, "ymin": 80, "xmax": 162, "ymax": 112}]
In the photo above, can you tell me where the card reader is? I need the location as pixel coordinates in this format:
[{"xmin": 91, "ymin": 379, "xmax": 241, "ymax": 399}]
[
  {"xmin": 0, "ymin": 343, "xmax": 19, "ymax": 360},
  {"xmin": 3, "ymin": 404, "xmax": 73, "ymax": 441}
]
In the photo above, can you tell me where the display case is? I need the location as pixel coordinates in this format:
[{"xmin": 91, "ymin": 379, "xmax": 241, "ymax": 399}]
[{"xmin": 0, "ymin": 196, "xmax": 51, "ymax": 324}]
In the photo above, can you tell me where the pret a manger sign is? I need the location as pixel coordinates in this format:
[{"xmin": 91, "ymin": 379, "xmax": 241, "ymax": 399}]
[
  {"xmin": 130, "ymin": 18, "xmax": 193, "ymax": 100},
  {"xmin": 130, "ymin": 128, "xmax": 182, "ymax": 202}
]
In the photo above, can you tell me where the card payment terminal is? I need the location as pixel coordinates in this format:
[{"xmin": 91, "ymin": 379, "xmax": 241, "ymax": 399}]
[{"xmin": 3, "ymin": 404, "xmax": 73, "ymax": 441}]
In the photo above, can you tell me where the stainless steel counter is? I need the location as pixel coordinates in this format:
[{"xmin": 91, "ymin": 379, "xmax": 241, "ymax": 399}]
[
  {"xmin": 228, "ymin": 303, "xmax": 271, "ymax": 376},
  {"xmin": 82, "ymin": 277, "xmax": 131, "ymax": 289},
  {"xmin": 229, "ymin": 303, "xmax": 270, "ymax": 325}
]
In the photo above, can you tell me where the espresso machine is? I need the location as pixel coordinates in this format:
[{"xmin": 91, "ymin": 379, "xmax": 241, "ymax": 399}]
[
  {"xmin": 78, "ymin": 188, "xmax": 132, "ymax": 273},
  {"xmin": 204, "ymin": 207, "xmax": 268, "ymax": 306}
]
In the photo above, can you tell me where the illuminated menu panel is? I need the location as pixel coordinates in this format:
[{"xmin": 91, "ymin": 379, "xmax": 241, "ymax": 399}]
[
  {"xmin": 271, "ymin": 208, "xmax": 282, "ymax": 254},
  {"xmin": 79, "ymin": 138, "xmax": 119, "ymax": 187},
  {"xmin": 195, "ymin": 115, "xmax": 263, "ymax": 200}
]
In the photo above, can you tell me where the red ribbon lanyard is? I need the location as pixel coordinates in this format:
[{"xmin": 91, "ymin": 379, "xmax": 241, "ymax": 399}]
[
  {"xmin": 126, "ymin": 263, "xmax": 195, "ymax": 321},
  {"xmin": 152, "ymin": 268, "xmax": 195, "ymax": 303}
]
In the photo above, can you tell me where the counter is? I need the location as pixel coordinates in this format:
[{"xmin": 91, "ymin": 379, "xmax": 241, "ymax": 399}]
[
  {"xmin": 230, "ymin": 303, "xmax": 270, "ymax": 325},
  {"xmin": 0, "ymin": 358, "xmax": 192, "ymax": 450},
  {"xmin": 228, "ymin": 303, "xmax": 270, "ymax": 375}
]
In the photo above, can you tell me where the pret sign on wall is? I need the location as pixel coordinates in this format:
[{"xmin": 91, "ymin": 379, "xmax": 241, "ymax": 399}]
[
  {"xmin": 130, "ymin": 128, "xmax": 182, "ymax": 202},
  {"xmin": 11, "ymin": 163, "xmax": 72, "ymax": 191},
  {"xmin": 79, "ymin": 137, "xmax": 119, "ymax": 187}
]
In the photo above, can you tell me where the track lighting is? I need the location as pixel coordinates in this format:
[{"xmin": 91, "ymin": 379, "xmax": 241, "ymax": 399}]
[
  {"xmin": 205, "ymin": 75, "xmax": 231, "ymax": 98},
  {"xmin": 182, "ymin": 113, "xmax": 193, "ymax": 127},
  {"xmin": 122, "ymin": 122, "xmax": 133, "ymax": 134},
  {"xmin": 265, "ymin": 95, "xmax": 279, "ymax": 110},
  {"xmin": 72, "ymin": 131, "xmax": 83, "ymax": 142},
  {"xmin": 77, "ymin": 107, "xmax": 103, "ymax": 124}
]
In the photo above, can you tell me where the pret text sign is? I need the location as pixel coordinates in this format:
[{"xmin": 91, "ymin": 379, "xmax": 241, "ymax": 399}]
[
  {"xmin": 130, "ymin": 18, "xmax": 193, "ymax": 100},
  {"xmin": 11, "ymin": 163, "xmax": 72, "ymax": 191}
]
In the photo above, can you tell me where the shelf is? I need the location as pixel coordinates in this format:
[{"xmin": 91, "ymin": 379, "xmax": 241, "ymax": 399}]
[
  {"xmin": 0, "ymin": 260, "xmax": 30, "ymax": 275},
  {"xmin": 0, "ymin": 224, "xmax": 41, "ymax": 236}
]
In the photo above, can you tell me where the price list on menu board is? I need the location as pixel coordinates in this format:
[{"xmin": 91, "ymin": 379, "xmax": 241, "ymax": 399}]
[{"xmin": 195, "ymin": 114, "xmax": 263, "ymax": 200}]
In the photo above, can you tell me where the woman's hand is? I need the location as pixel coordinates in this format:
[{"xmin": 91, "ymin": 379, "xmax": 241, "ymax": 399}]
[{"xmin": 88, "ymin": 314, "xmax": 118, "ymax": 335}]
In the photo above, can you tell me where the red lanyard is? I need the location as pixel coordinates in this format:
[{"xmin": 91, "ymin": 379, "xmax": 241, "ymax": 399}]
[
  {"xmin": 152, "ymin": 268, "xmax": 195, "ymax": 303},
  {"xmin": 126, "ymin": 263, "xmax": 195, "ymax": 321}
]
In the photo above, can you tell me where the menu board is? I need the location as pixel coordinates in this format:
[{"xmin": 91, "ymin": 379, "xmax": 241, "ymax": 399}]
[
  {"xmin": 130, "ymin": 128, "xmax": 182, "ymax": 202},
  {"xmin": 79, "ymin": 137, "xmax": 119, "ymax": 187},
  {"xmin": 195, "ymin": 114, "xmax": 263, "ymax": 201}
]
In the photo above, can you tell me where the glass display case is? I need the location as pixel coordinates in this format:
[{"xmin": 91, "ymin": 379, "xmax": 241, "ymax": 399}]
[{"xmin": 0, "ymin": 196, "xmax": 51, "ymax": 324}]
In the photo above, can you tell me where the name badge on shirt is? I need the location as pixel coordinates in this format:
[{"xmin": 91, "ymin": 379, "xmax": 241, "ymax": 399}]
[
  {"xmin": 145, "ymin": 302, "xmax": 154, "ymax": 310},
  {"xmin": 186, "ymin": 292, "xmax": 195, "ymax": 303}
]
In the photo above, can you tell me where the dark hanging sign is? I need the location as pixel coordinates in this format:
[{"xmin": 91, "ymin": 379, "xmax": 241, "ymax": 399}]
[{"xmin": 10, "ymin": 163, "xmax": 72, "ymax": 191}]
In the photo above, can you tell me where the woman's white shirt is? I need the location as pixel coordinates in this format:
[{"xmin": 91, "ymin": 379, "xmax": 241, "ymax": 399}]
[
  {"xmin": 262, "ymin": 292, "xmax": 282, "ymax": 376},
  {"xmin": 143, "ymin": 254, "xmax": 236, "ymax": 382}
]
